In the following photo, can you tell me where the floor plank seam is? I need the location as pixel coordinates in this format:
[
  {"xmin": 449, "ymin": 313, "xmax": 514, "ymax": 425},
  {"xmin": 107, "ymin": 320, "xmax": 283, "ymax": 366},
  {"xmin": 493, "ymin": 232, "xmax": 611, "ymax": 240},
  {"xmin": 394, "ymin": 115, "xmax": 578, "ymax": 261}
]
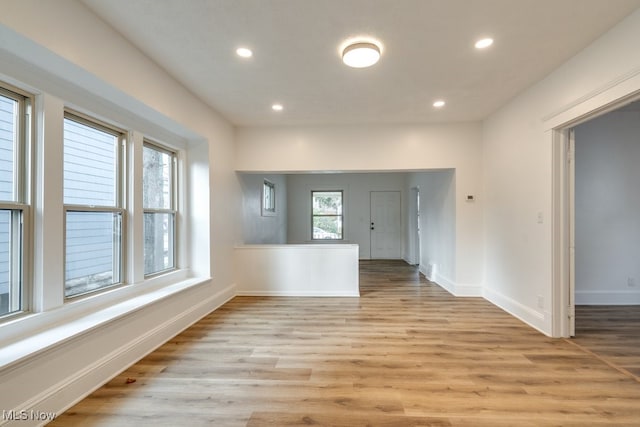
[{"xmin": 563, "ymin": 337, "xmax": 640, "ymax": 384}]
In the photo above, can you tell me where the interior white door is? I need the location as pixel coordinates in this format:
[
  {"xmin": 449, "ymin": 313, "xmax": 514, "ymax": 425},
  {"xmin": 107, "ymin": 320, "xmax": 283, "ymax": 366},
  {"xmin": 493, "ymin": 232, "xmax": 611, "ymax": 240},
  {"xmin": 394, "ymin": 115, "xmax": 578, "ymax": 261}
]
[{"xmin": 370, "ymin": 191, "xmax": 402, "ymax": 259}]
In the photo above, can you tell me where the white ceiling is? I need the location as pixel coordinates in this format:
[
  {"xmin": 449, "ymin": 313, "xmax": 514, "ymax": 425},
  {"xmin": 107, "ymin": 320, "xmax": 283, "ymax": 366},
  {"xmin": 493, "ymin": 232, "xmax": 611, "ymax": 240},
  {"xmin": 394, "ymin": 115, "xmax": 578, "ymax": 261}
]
[{"xmin": 82, "ymin": 0, "xmax": 640, "ymax": 127}]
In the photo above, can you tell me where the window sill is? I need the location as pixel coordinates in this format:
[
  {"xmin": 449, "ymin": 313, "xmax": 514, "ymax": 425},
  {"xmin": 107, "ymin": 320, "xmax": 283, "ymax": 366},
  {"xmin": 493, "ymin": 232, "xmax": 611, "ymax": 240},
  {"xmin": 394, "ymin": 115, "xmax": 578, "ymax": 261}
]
[{"xmin": 0, "ymin": 275, "xmax": 211, "ymax": 372}]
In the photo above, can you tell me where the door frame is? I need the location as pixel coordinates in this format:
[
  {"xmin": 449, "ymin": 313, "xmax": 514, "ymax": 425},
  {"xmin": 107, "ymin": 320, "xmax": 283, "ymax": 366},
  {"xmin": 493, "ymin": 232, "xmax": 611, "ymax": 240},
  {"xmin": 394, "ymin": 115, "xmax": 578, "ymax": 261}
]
[
  {"xmin": 410, "ymin": 187, "xmax": 421, "ymax": 266},
  {"xmin": 551, "ymin": 89, "xmax": 640, "ymax": 337}
]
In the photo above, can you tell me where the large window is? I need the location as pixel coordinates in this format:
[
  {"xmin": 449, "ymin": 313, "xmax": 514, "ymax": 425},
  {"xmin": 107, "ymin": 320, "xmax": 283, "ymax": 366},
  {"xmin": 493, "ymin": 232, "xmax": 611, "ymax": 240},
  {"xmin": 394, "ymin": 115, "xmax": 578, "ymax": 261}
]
[
  {"xmin": 143, "ymin": 142, "xmax": 176, "ymax": 276},
  {"xmin": 311, "ymin": 190, "xmax": 343, "ymax": 240},
  {"xmin": 63, "ymin": 113, "xmax": 125, "ymax": 298},
  {"xmin": 0, "ymin": 85, "xmax": 30, "ymax": 318}
]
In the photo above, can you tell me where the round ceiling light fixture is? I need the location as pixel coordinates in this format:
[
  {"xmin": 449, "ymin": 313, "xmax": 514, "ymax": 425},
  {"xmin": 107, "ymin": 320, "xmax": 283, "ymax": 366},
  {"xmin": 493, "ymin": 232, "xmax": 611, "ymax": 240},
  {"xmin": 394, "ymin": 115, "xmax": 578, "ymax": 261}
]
[
  {"xmin": 474, "ymin": 38, "xmax": 494, "ymax": 49},
  {"xmin": 236, "ymin": 47, "xmax": 253, "ymax": 58},
  {"xmin": 342, "ymin": 41, "xmax": 381, "ymax": 68},
  {"xmin": 433, "ymin": 100, "xmax": 446, "ymax": 108}
]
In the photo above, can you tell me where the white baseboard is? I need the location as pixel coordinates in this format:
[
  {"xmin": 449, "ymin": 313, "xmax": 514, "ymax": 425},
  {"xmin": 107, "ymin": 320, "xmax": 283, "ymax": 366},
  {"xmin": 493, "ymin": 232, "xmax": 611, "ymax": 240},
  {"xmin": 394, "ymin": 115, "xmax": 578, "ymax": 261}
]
[
  {"xmin": 2, "ymin": 283, "xmax": 235, "ymax": 427},
  {"xmin": 575, "ymin": 290, "xmax": 640, "ymax": 305},
  {"xmin": 432, "ymin": 273, "xmax": 482, "ymax": 297},
  {"xmin": 418, "ymin": 264, "xmax": 428, "ymax": 279},
  {"xmin": 483, "ymin": 286, "xmax": 550, "ymax": 335}
]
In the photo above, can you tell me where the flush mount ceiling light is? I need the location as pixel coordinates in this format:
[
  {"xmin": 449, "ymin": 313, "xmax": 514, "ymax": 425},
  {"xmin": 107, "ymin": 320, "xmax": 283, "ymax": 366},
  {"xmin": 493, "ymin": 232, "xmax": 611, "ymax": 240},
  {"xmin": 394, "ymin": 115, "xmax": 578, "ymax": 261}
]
[
  {"xmin": 433, "ymin": 100, "xmax": 446, "ymax": 108},
  {"xmin": 474, "ymin": 38, "xmax": 494, "ymax": 49},
  {"xmin": 342, "ymin": 41, "xmax": 381, "ymax": 68},
  {"xmin": 272, "ymin": 103, "xmax": 283, "ymax": 111},
  {"xmin": 236, "ymin": 47, "xmax": 253, "ymax": 58}
]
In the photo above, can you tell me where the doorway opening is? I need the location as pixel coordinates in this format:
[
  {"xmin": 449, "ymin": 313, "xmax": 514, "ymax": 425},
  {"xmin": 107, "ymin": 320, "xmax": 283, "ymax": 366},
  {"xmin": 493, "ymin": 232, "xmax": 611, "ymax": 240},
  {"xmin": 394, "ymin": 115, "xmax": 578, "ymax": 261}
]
[
  {"xmin": 555, "ymin": 96, "xmax": 640, "ymax": 339},
  {"xmin": 413, "ymin": 187, "xmax": 421, "ymax": 266}
]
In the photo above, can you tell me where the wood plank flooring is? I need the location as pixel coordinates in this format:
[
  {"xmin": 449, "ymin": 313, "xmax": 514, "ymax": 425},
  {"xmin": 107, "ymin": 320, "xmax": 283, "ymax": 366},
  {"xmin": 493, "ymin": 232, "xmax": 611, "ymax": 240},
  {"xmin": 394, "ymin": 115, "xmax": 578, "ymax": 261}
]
[
  {"xmin": 50, "ymin": 261, "xmax": 640, "ymax": 426},
  {"xmin": 572, "ymin": 305, "xmax": 640, "ymax": 379}
]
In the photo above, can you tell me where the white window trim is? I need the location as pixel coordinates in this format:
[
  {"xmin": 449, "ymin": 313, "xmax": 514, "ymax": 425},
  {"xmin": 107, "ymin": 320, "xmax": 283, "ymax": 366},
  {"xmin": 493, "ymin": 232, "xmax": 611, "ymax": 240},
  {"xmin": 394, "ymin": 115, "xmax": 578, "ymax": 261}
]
[
  {"xmin": 311, "ymin": 189, "xmax": 345, "ymax": 241},
  {"xmin": 0, "ymin": 83, "xmax": 33, "ymax": 321},
  {"xmin": 262, "ymin": 179, "xmax": 276, "ymax": 216},
  {"xmin": 0, "ymin": 30, "xmax": 207, "ymax": 368},
  {"xmin": 62, "ymin": 111, "xmax": 127, "ymax": 299},
  {"xmin": 142, "ymin": 140, "xmax": 178, "ymax": 277}
]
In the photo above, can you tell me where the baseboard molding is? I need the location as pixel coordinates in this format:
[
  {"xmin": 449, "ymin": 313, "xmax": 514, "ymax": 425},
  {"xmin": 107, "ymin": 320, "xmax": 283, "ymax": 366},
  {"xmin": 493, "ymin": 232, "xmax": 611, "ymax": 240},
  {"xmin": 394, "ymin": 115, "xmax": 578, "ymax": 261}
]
[
  {"xmin": 483, "ymin": 287, "xmax": 550, "ymax": 335},
  {"xmin": 432, "ymin": 273, "xmax": 482, "ymax": 297},
  {"xmin": 418, "ymin": 264, "xmax": 428, "ymax": 279},
  {"xmin": 3, "ymin": 283, "xmax": 235, "ymax": 427},
  {"xmin": 575, "ymin": 290, "xmax": 640, "ymax": 305}
]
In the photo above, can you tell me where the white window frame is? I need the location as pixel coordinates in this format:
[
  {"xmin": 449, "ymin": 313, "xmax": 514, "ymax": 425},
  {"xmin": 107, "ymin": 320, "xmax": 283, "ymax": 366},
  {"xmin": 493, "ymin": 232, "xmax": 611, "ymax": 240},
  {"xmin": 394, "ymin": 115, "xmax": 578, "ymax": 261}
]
[
  {"xmin": 262, "ymin": 179, "xmax": 276, "ymax": 216},
  {"xmin": 0, "ymin": 83, "xmax": 32, "ymax": 320},
  {"xmin": 142, "ymin": 140, "xmax": 177, "ymax": 277},
  {"xmin": 311, "ymin": 190, "xmax": 344, "ymax": 240},
  {"xmin": 63, "ymin": 111, "xmax": 127, "ymax": 299}
]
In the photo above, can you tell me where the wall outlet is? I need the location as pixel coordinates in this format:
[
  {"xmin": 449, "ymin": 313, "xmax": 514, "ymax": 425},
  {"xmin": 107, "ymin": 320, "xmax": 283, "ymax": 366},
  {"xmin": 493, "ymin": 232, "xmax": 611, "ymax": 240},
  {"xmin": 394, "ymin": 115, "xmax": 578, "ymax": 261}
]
[
  {"xmin": 628, "ymin": 277, "xmax": 637, "ymax": 287},
  {"xmin": 537, "ymin": 295, "xmax": 544, "ymax": 309}
]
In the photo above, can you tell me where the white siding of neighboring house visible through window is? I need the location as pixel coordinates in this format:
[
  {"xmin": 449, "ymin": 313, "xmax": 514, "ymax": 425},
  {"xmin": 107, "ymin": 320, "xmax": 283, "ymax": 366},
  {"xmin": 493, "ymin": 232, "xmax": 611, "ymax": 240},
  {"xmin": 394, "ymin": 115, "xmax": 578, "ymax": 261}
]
[
  {"xmin": 63, "ymin": 118, "xmax": 119, "ymax": 291},
  {"xmin": 0, "ymin": 96, "xmax": 13, "ymax": 309}
]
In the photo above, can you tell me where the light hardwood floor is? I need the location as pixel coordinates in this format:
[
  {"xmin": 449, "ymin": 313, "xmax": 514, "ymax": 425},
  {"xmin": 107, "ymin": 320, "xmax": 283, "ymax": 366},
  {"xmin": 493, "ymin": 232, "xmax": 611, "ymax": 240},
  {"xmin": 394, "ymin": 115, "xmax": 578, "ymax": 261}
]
[
  {"xmin": 50, "ymin": 261, "xmax": 640, "ymax": 426},
  {"xmin": 572, "ymin": 305, "xmax": 640, "ymax": 379}
]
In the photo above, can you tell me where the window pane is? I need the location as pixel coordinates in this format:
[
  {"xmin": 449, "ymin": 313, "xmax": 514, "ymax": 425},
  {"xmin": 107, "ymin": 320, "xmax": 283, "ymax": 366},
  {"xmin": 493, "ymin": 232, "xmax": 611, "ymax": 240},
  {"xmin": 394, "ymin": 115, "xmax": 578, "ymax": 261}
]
[
  {"xmin": 263, "ymin": 181, "xmax": 275, "ymax": 213},
  {"xmin": 313, "ymin": 216, "xmax": 343, "ymax": 239},
  {"xmin": 143, "ymin": 145, "xmax": 172, "ymax": 209},
  {"xmin": 0, "ymin": 210, "xmax": 21, "ymax": 316},
  {"xmin": 64, "ymin": 118, "xmax": 118, "ymax": 206},
  {"xmin": 0, "ymin": 94, "xmax": 17, "ymax": 202},
  {"xmin": 312, "ymin": 191, "xmax": 342, "ymax": 215},
  {"xmin": 144, "ymin": 212, "xmax": 174, "ymax": 275},
  {"xmin": 65, "ymin": 211, "xmax": 122, "ymax": 297}
]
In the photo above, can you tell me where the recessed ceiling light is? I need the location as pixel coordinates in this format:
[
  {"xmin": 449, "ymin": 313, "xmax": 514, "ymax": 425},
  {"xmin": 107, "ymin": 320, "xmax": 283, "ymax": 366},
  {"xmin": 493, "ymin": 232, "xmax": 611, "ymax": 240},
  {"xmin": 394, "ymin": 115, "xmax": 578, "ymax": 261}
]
[
  {"xmin": 342, "ymin": 41, "xmax": 381, "ymax": 68},
  {"xmin": 236, "ymin": 47, "xmax": 253, "ymax": 58},
  {"xmin": 272, "ymin": 103, "xmax": 283, "ymax": 111},
  {"xmin": 433, "ymin": 100, "xmax": 446, "ymax": 108},
  {"xmin": 474, "ymin": 38, "xmax": 494, "ymax": 49}
]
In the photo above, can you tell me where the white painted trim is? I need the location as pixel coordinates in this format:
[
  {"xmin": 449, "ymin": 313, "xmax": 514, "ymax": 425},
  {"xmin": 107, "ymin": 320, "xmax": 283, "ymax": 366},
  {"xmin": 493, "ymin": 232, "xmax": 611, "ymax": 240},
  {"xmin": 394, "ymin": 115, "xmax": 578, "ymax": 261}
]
[
  {"xmin": 549, "ymin": 65, "xmax": 640, "ymax": 338},
  {"xmin": 454, "ymin": 284, "xmax": 484, "ymax": 297},
  {"xmin": 1, "ymin": 268, "xmax": 192, "ymax": 357},
  {"xmin": 1, "ymin": 283, "xmax": 235, "ymax": 427},
  {"xmin": 434, "ymin": 274, "xmax": 456, "ymax": 295},
  {"xmin": 433, "ymin": 273, "xmax": 482, "ymax": 297},
  {"xmin": 421, "ymin": 263, "xmax": 437, "ymax": 282},
  {"xmin": 419, "ymin": 264, "xmax": 429, "ymax": 279},
  {"xmin": 483, "ymin": 287, "xmax": 549, "ymax": 336},
  {"xmin": 575, "ymin": 290, "xmax": 640, "ymax": 305},
  {"xmin": 542, "ymin": 66, "xmax": 640, "ymax": 127}
]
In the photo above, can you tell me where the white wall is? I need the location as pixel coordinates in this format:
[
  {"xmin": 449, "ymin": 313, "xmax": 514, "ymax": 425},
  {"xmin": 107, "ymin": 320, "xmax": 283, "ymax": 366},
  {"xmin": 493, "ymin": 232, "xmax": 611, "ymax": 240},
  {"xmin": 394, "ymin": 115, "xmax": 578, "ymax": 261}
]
[
  {"xmin": 0, "ymin": 0, "xmax": 239, "ymax": 421},
  {"xmin": 575, "ymin": 110, "xmax": 640, "ymax": 304},
  {"xmin": 237, "ymin": 123, "xmax": 484, "ymax": 288},
  {"xmin": 286, "ymin": 173, "xmax": 406, "ymax": 259},
  {"xmin": 235, "ymin": 244, "xmax": 359, "ymax": 296},
  {"xmin": 239, "ymin": 173, "xmax": 287, "ymax": 244},
  {"xmin": 483, "ymin": 9, "xmax": 640, "ymax": 335},
  {"xmin": 406, "ymin": 171, "xmax": 465, "ymax": 294}
]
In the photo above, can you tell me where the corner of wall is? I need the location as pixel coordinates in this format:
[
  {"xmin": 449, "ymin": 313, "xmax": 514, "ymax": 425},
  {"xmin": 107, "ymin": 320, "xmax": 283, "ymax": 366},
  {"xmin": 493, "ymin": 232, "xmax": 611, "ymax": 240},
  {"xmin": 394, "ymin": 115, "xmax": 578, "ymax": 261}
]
[{"xmin": 483, "ymin": 286, "xmax": 551, "ymax": 336}]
